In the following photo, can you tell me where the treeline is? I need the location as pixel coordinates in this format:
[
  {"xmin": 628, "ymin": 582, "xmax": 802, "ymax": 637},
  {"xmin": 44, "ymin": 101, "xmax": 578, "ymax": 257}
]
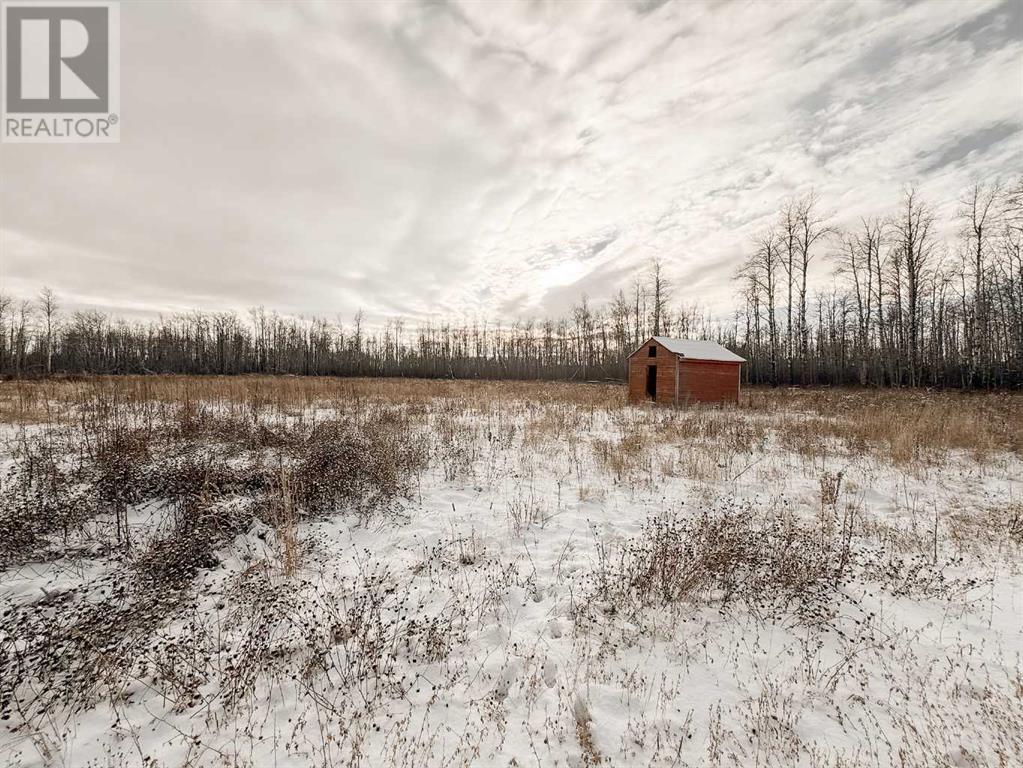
[
  {"xmin": 0, "ymin": 298, "xmax": 702, "ymax": 381},
  {"xmin": 736, "ymin": 180, "xmax": 1022, "ymax": 387},
  {"xmin": 4, "ymin": 178, "xmax": 1021, "ymax": 388}
]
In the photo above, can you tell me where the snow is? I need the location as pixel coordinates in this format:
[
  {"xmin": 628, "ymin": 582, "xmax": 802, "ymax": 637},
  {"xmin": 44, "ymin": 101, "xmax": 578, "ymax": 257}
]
[{"xmin": 0, "ymin": 389, "xmax": 1020, "ymax": 767}]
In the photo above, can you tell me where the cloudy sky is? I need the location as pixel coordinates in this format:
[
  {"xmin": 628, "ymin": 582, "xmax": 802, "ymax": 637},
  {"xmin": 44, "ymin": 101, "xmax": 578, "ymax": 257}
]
[{"xmin": 2, "ymin": 0, "xmax": 1021, "ymax": 324}]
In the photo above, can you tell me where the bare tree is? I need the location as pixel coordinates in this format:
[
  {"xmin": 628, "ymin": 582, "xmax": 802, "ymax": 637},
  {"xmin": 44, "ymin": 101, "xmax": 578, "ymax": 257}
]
[
  {"xmin": 648, "ymin": 258, "xmax": 672, "ymax": 336},
  {"xmin": 779, "ymin": 198, "xmax": 800, "ymax": 380},
  {"xmin": 12, "ymin": 300, "xmax": 31, "ymax": 377},
  {"xmin": 835, "ymin": 220, "xmax": 881, "ymax": 384},
  {"xmin": 631, "ymin": 278, "xmax": 644, "ymax": 348},
  {"xmin": 37, "ymin": 287, "xmax": 59, "ymax": 376},
  {"xmin": 957, "ymin": 181, "xmax": 1001, "ymax": 385},
  {"xmin": 891, "ymin": 187, "xmax": 935, "ymax": 386},
  {"xmin": 795, "ymin": 191, "xmax": 833, "ymax": 379},
  {"xmin": 739, "ymin": 230, "xmax": 782, "ymax": 383},
  {"xmin": 0, "ymin": 293, "xmax": 10, "ymax": 374}
]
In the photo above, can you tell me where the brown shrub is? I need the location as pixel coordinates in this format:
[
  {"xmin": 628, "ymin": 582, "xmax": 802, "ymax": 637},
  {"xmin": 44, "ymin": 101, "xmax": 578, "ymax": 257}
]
[{"xmin": 582, "ymin": 502, "xmax": 983, "ymax": 627}]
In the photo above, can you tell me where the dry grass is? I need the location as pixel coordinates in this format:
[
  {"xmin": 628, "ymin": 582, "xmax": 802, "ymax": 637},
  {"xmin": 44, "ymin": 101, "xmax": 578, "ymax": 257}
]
[
  {"xmin": 2, "ymin": 377, "xmax": 1018, "ymax": 460},
  {"xmin": 750, "ymin": 387, "xmax": 1023, "ymax": 463},
  {"xmin": 0, "ymin": 390, "xmax": 427, "ymax": 570},
  {"xmin": 577, "ymin": 502, "xmax": 977, "ymax": 627},
  {"xmin": 0, "ymin": 375, "xmax": 625, "ymax": 424}
]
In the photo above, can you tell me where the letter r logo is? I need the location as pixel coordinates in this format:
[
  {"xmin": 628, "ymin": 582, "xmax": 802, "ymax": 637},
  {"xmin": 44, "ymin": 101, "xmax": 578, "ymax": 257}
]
[{"xmin": 5, "ymin": 5, "xmax": 109, "ymax": 113}]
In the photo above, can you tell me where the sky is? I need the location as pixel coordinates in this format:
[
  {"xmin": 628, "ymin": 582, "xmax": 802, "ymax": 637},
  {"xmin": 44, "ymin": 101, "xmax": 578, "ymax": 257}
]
[{"xmin": 2, "ymin": 0, "xmax": 1021, "ymax": 325}]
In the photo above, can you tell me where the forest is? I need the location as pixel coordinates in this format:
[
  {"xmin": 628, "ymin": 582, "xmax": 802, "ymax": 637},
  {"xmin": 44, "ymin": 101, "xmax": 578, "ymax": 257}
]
[{"xmin": 9, "ymin": 178, "xmax": 1022, "ymax": 388}]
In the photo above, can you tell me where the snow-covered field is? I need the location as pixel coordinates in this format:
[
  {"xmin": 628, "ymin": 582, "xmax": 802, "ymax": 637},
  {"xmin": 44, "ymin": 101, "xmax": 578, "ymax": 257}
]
[{"xmin": 1, "ymin": 377, "xmax": 1021, "ymax": 768}]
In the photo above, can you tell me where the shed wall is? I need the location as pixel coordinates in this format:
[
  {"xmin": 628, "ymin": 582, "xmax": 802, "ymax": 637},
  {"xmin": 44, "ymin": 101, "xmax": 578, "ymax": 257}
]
[
  {"xmin": 677, "ymin": 360, "xmax": 740, "ymax": 403},
  {"xmin": 627, "ymin": 340, "xmax": 677, "ymax": 404}
]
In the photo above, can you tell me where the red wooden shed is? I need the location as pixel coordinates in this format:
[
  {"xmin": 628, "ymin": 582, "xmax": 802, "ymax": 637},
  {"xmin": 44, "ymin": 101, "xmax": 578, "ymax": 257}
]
[{"xmin": 627, "ymin": 337, "xmax": 745, "ymax": 405}]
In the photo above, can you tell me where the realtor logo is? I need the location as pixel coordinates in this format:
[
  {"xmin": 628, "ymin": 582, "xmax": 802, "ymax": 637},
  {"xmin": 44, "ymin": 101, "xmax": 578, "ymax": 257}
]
[{"xmin": 2, "ymin": 1, "xmax": 119, "ymax": 142}]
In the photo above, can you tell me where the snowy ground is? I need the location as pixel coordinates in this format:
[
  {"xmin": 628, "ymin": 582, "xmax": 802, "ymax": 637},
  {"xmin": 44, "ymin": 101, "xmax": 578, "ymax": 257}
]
[{"xmin": 0, "ymin": 379, "xmax": 1021, "ymax": 767}]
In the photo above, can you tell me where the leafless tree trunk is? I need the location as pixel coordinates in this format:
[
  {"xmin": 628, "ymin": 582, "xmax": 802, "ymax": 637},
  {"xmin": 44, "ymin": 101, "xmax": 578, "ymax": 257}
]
[
  {"xmin": 649, "ymin": 258, "xmax": 671, "ymax": 336},
  {"xmin": 796, "ymin": 191, "xmax": 832, "ymax": 382},
  {"xmin": 780, "ymin": 199, "xmax": 799, "ymax": 383},
  {"xmin": 891, "ymin": 187, "xmax": 935, "ymax": 387},
  {"xmin": 957, "ymin": 182, "xmax": 1000, "ymax": 386},
  {"xmin": 38, "ymin": 287, "xmax": 59, "ymax": 376}
]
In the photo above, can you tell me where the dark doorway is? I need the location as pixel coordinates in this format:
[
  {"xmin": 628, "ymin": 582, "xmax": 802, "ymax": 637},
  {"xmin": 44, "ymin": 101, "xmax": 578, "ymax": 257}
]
[{"xmin": 646, "ymin": 365, "xmax": 657, "ymax": 399}]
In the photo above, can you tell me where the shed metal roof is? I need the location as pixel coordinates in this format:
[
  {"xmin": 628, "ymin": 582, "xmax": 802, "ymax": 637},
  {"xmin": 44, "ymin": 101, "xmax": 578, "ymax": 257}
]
[{"xmin": 637, "ymin": 337, "xmax": 746, "ymax": 363}]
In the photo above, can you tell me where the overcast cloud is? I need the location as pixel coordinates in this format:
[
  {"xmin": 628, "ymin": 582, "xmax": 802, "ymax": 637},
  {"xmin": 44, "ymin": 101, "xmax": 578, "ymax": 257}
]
[{"xmin": 2, "ymin": 0, "xmax": 1021, "ymax": 323}]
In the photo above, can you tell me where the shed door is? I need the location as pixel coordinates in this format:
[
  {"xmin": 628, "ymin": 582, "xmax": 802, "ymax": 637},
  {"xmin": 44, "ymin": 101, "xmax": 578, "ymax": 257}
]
[{"xmin": 645, "ymin": 365, "xmax": 656, "ymax": 399}]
